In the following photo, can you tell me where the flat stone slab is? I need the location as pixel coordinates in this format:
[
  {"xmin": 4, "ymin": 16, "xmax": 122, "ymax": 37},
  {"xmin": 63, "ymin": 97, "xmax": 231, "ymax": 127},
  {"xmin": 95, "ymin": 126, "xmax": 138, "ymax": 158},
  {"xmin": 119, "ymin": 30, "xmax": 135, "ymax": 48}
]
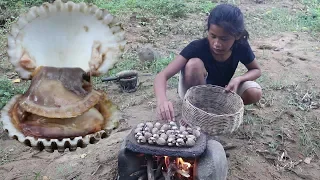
[{"xmin": 125, "ymin": 129, "xmax": 207, "ymax": 158}]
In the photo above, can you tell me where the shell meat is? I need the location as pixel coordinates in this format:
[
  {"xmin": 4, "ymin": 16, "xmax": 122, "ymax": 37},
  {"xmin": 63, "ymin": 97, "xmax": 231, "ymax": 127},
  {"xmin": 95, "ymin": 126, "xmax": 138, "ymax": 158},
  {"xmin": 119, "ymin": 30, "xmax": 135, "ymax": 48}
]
[
  {"xmin": 133, "ymin": 121, "xmax": 202, "ymax": 147},
  {"xmin": 0, "ymin": 0, "xmax": 126, "ymax": 153}
]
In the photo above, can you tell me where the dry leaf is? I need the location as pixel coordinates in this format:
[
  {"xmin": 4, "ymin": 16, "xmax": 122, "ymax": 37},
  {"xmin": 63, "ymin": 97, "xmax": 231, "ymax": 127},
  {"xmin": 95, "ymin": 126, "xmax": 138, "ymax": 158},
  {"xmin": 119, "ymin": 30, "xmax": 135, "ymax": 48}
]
[
  {"xmin": 304, "ymin": 157, "xmax": 312, "ymax": 164},
  {"xmin": 80, "ymin": 153, "xmax": 87, "ymax": 158},
  {"xmin": 12, "ymin": 78, "xmax": 21, "ymax": 83}
]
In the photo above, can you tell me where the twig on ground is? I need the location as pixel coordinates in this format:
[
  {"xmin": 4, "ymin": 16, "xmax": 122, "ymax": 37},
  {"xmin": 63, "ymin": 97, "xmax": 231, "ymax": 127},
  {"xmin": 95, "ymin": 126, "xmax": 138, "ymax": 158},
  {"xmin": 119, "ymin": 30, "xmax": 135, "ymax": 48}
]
[
  {"xmin": 91, "ymin": 164, "xmax": 102, "ymax": 176},
  {"xmin": 223, "ymin": 143, "xmax": 237, "ymax": 150},
  {"xmin": 130, "ymin": 169, "xmax": 147, "ymax": 177},
  {"xmin": 289, "ymin": 169, "xmax": 313, "ymax": 180}
]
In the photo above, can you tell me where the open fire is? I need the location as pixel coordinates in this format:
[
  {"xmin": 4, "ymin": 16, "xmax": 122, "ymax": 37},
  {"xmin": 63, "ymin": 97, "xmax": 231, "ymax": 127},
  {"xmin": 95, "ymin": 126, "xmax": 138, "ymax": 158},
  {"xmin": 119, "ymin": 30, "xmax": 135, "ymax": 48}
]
[{"xmin": 133, "ymin": 154, "xmax": 197, "ymax": 180}]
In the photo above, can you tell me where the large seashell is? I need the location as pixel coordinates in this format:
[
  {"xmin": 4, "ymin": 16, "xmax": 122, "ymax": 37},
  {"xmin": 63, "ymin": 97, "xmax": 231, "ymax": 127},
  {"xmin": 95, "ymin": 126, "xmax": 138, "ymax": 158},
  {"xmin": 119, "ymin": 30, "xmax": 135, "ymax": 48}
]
[
  {"xmin": 186, "ymin": 138, "xmax": 196, "ymax": 147},
  {"xmin": 156, "ymin": 137, "xmax": 166, "ymax": 146},
  {"xmin": 154, "ymin": 122, "xmax": 161, "ymax": 129},
  {"xmin": 145, "ymin": 122, "xmax": 153, "ymax": 129},
  {"xmin": 152, "ymin": 127, "xmax": 159, "ymax": 134},
  {"xmin": 0, "ymin": 0, "xmax": 126, "ymax": 153},
  {"xmin": 7, "ymin": 0, "xmax": 126, "ymax": 80}
]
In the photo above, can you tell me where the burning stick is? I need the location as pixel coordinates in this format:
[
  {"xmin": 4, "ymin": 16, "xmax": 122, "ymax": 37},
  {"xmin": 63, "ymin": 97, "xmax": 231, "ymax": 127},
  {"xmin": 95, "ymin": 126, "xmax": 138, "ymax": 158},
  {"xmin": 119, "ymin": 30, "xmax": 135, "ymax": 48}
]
[
  {"xmin": 147, "ymin": 156, "xmax": 155, "ymax": 180},
  {"xmin": 138, "ymin": 174, "xmax": 147, "ymax": 180},
  {"xmin": 163, "ymin": 161, "xmax": 177, "ymax": 180},
  {"xmin": 155, "ymin": 158, "xmax": 165, "ymax": 179},
  {"xmin": 176, "ymin": 169, "xmax": 190, "ymax": 178}
]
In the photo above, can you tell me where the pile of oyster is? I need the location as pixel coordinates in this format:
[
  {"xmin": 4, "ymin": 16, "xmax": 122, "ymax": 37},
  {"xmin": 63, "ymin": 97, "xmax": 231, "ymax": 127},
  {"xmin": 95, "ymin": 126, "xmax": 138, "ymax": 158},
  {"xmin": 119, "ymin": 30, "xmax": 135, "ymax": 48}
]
[{"xmin": 134, "ymin": 121, "xmax": 201, "ymax": 147}]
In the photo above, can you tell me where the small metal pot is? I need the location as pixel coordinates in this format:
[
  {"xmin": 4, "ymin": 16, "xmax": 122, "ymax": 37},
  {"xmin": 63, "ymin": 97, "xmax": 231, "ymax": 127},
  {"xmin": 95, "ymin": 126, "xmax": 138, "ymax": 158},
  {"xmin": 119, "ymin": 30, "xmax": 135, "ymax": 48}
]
[{"xmin": 119, "ymin": 75, "xmax": 138, "ymax": 93}]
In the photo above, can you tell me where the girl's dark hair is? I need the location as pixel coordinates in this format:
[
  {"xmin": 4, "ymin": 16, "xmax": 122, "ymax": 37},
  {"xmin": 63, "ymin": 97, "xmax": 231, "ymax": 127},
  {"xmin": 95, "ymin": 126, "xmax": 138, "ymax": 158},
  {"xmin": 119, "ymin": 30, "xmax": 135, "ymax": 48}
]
[{"xmin": 207, "ymin": 4, "xmax": 249, "ymax": 44}]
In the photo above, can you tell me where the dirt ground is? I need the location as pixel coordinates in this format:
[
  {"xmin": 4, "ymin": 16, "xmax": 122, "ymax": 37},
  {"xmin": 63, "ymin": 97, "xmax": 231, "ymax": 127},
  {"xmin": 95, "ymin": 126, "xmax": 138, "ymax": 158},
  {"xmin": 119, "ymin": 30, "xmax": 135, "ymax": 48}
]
[{"xmin": 1, "ymin": 0, "xmax": 320, "ymax": 180}]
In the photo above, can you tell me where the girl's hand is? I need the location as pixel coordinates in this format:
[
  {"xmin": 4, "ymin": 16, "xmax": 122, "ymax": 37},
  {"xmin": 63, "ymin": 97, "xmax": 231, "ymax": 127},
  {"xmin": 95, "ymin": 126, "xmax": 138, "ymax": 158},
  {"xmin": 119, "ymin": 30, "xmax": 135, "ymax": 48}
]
[
  {"xmin": 225, "ymin": 77, "xmax": 242, "ymax": 93},
  {"xmin": 156, "ymin": 100, "xmax": 175, "ymax": 122}
]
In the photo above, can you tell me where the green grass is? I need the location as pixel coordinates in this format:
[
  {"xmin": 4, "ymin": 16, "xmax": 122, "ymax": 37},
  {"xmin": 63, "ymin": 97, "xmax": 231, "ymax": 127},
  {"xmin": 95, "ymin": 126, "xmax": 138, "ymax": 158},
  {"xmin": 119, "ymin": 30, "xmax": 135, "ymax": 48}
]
[
  {"xmin": 0, "ymin": 78, "xmax": 28, "ymax": 110},
  {"xmin": 245, "ymin": 3, "xmax": 320, "ymax": 38}
]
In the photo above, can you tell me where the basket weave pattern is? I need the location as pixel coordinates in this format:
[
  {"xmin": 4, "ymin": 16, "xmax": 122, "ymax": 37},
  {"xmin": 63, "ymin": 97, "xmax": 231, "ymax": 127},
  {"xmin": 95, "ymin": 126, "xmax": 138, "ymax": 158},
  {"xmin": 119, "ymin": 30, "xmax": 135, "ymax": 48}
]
[{"xmin": 181, "ymin": 85, "xmax": 244, "ymax": 136}]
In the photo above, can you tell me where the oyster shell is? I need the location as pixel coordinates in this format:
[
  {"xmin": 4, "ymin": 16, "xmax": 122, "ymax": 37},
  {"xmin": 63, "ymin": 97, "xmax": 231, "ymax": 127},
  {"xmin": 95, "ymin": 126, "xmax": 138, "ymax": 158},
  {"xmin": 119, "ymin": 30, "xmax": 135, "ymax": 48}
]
[{"xmin": 0, "ymin": 0, "xmax": 126, "ymax": 152}]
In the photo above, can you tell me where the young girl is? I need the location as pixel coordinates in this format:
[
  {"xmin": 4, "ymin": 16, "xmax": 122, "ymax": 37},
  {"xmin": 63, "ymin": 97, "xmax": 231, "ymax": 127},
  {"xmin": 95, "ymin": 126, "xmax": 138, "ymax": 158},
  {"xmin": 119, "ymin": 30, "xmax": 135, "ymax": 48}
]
[{"xmin": 154, "ymin": 4, "xmax": 262, "ymax": 122}]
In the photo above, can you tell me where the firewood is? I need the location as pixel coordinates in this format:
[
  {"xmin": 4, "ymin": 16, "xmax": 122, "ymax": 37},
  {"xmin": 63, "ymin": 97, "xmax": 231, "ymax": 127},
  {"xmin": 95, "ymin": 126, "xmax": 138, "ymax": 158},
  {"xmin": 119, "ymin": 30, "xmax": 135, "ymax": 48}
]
[{"xmin": 147, "ymin": 156, "xmax": 155, "ymax": 180}]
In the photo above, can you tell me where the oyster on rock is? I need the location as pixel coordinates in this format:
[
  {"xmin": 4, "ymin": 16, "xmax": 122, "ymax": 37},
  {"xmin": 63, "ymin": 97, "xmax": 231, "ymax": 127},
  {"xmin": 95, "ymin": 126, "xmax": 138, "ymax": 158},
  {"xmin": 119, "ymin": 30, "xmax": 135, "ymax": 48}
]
[{"xmin": 0, "ymin": 0, "xmax": 126, "ymax": 152}]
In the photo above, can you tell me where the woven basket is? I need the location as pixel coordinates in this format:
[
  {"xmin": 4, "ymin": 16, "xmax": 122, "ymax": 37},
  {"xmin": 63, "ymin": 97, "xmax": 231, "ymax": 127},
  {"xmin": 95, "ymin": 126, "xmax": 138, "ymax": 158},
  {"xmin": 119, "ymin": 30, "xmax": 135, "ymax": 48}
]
[{"xmin": 180, "ymin": 85, "xmax": 244, "ymax": 136}]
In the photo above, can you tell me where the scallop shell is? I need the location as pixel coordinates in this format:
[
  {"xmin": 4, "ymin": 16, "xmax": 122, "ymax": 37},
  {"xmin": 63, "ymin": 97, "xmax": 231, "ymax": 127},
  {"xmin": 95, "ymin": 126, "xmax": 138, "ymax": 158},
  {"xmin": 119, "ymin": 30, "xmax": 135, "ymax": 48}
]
[
  {"xmin": 1, "ymin": 96, "xmax": 119, "ymax": 153},
  {"xmin": 7, "ymin": 0, "xmax": 126, "ymax": 79},
  {"xmin": 0, "ymin": 0, "xmax": 125, "ymax": 153}
]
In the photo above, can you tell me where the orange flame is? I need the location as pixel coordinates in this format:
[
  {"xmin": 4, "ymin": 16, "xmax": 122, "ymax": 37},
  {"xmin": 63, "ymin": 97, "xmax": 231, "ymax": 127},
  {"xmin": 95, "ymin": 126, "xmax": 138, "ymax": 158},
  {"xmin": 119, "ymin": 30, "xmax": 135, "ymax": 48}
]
[{"xmin": 177, "ymin": 157, "xmax": 192, "ymax": 171}]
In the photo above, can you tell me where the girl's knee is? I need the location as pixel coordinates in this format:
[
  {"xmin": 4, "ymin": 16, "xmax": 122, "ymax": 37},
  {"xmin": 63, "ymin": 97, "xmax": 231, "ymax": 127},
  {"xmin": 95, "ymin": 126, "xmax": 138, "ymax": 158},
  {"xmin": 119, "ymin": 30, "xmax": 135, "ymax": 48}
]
[
  {"xmin": 242, "ymin": 87, "xmax": 262, "ymax": 105},
  {"xmin": 185, "ymin": 58, "xmax": 205, "ymax": 73}
]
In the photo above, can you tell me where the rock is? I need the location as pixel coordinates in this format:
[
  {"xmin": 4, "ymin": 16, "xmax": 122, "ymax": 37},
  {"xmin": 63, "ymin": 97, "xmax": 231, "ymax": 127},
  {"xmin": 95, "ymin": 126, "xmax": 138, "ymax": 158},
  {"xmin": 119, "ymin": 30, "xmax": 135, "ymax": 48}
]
[
  {"xmin": 138, "ymin": 46, "xmax": 158, "ymax": 63},
  {"xmin": 196, "ymin": 140, "xmax": 228, "ymax": 180},
  {"xmin": 117, "ymin": 138, "xmax": 146, "ymax": 180}
]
